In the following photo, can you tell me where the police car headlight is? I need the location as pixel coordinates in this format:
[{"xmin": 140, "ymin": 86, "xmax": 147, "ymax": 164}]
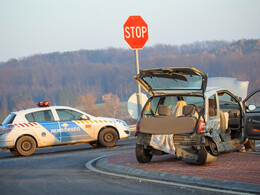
[{"xmin": 116, "ymin": 119, "xmax": 128, "ymax": 127}]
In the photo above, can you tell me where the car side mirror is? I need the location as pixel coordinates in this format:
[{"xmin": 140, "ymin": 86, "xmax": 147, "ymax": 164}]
[
  {"xmin": 248, "ymin": 104, "xmax": 256, "ymax": 111},
  {"xmin": 81, "ymin": 115, "xmax": 88, "ymax": 120}
]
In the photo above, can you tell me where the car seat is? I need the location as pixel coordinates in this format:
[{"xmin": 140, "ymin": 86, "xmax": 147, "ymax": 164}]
[
  {"xmin": 219, "ymin": 110, "xmax": 229, "ymax": 131},
  {"xmin": 208, "ymin": 99, "xmax": 216, "ymax": 116},
  {"xmin": 158, "ymin": 105, "xmax": 170, "ymax": 116},
  {"xmin": 182, "ymin": 105, "xmax": 198, "ymax": 119}
]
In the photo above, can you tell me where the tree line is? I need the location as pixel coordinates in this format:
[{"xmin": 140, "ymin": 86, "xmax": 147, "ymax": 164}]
[{"xmin": 0, "ymin": 39, "xmax": 259, "ymax": 123}]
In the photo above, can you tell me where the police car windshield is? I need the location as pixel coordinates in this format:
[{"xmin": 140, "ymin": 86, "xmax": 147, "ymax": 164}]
[{"xmin": 2, "ymin": 113, "xmax": 16, "ymax": 125}]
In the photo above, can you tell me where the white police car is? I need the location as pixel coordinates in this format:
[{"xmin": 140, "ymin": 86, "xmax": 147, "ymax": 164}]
[{"xmin": 0, "ymin": 101, "xmax": 130, "ymax": 156}]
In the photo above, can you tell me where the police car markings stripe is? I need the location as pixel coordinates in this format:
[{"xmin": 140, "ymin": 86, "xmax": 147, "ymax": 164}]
[
  {"xmin": 74, "ymin": 120, "xmax": 86, "ymax": 124},
  {"xmin": 14, "ymin": 120, "xmax": 117, "ymax": 129},
  {"xmin": 15, "ymin": 122, "xmax": 38, "ymax": 128},
  {"xmin": 75, "ymin": 120, "xmax": 113, "ymax": 124}
]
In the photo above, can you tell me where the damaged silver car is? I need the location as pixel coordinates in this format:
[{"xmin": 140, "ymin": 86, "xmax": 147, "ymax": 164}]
[{"xmin": 134, "ymin": 67, "xmax": 260, "ymax": 165}]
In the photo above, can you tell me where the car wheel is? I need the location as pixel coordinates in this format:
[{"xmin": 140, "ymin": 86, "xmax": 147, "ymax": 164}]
[
  {"xmin": 244, "ymin": 139, "xmax": 255, "ymax": 151},
  {"xmin": 89, "ymin": 141, "xmax": 101, "ymax": 148},
  {"xmin": 206, "ymin": 138, "xmax": 219, "ymax": 156},
  {"xmin": 9, "ymin": 148, "xmax": 20, "ymax": 156},
  {"xmin": 98, "ymin": 128, "xmax": 118, "ymax": 147},
  {"xmin": 16, "ymin": 136, "xmax": 36, "ymax": 156},
  {"xmin": 135, "ymin": 144, "xmax": 153, "ymax": 163}
]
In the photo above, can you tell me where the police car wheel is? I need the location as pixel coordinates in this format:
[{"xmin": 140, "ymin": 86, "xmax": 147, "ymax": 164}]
[
  {"xmin": 10, "ymin": 148, "xmax": 20, "ymax": 156},
  {"xmin": 99, "ymin": 128, "xmax": 118, "ymax": 147},
  {"xmin": 16, "ymin": 136, "xmax": 36, "ymax": 156}
]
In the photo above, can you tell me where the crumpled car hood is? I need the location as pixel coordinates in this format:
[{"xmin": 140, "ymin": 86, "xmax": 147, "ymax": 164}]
[{"xmin": 207, "ymin": 77, "xmax": 249, "ymax": 100}]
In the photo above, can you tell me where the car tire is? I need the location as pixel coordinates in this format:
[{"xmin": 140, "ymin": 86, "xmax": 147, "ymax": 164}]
[
  {"xmin": 89, "ymin": 141, "xmax": 101, "ymax": 148},
  {"xmin": 98, "ymin": 128, "xmax": 118, "ymax": 147},
  {"xmin": 135, "ymin": 144, "xmax": 153, "ymax": 163},
  {"xmin": 16, "ymin": 136, "xmax": 36, "ymax": 156},
  {"xmin": 10, "ymin": 148, "xmax": 20, "ymax": 156},
  {"xmin": 244, "ymin": 139, "xmax": 255, "ymax": 151},
  {"xmin": 206, "ymin": 138, "xmax": 219, "ymax": 156}
]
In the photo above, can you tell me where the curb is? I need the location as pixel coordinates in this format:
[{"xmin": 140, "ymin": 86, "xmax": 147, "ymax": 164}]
[{"xmin": 90, "ymin": 155, "xmax": 260, "ymax": 194}]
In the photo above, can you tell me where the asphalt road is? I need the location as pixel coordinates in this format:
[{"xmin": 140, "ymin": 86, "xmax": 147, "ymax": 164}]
[{"xmin": 0, "ymin": 138, "xmax": 232, "ymax": 195}]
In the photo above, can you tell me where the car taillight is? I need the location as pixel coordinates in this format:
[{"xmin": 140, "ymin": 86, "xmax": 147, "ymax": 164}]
[
  {"xmin": 3, "ymin": 125, "xmax": 15, "ymax": 134},
  {"xmin": 136, "ymin": 120, "xmax": 140, "ymax": 133},
  {"xmin": 197, "ymin": 120, "xmax": 206, "ymax": 133}
]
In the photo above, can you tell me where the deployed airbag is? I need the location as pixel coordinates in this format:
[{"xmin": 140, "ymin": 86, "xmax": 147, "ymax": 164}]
[{"xmin": 150, "ymin": 134, "xmax": 175, "ymax": 154}]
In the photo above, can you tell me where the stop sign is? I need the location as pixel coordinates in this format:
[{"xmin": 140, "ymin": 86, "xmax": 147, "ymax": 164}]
[{"xmin": 123, "ymin": 15, "xmax": 149, "ymax": 49}]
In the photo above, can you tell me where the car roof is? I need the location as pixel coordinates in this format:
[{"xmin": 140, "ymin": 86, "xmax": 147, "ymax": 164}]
[{"xmin": 12, "ymin": 106, "xmax": 76, "ymax": 115}]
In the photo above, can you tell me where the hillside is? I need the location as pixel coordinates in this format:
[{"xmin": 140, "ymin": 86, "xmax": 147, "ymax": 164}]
[{"xmin": 0, "ymin": 39, "xmax": 260, "ymax": 121}]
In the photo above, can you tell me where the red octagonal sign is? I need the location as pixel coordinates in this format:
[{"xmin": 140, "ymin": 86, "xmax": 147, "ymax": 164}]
[{"xmin": 123, "ymin": 15, "xmax": 149, "ymax": 49}]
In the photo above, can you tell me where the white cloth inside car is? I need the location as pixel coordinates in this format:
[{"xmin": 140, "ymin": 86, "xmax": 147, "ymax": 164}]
[
  {"xmin": 150, "ymin": 134, "xmax": 175, "ymax": 154},
  {"xmin": 171, "ymin": 100, "xmax": 187, "ymax": 117}
]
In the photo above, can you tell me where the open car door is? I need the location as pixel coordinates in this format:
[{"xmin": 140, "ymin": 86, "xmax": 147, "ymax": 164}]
[{"xmin": 243, "ymin": 89, "xmax": 260, "ymax": 140}]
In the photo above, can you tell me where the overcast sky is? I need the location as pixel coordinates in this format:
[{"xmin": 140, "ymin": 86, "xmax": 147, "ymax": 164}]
[{"xmin": 1, "ymin": 0, "xmax": 260, "ymax": 62}]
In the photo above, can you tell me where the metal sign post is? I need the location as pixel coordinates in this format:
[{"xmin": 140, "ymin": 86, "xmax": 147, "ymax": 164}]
[
  {"xmin": 123, "ymin": 15, "xmax": 149, "ymax": 116},
  {"xmin": 135, "ymin": 49, "xmax": 142, "ymax": 115}
]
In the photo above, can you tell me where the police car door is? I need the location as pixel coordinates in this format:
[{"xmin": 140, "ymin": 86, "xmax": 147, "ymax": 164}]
[
  {"xmin": 243, "ymin": 89, "xmax": 260, "ymax": 140},
  {"xmin": 26, "ymin": 109, "xmax": 61, "ymax": 145},
  {"xmin": 55, "ymin": 108, "xmax": 92, "ymax": 143}
]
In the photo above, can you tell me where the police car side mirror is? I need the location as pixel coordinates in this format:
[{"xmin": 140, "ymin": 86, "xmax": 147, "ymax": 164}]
[
  {"xmin": 248, "ymin": 104, "xmax": 256, "ymax": 111},
  {"xmin": 81, "ymin": 115, "xmax": 88, "ymax": 120}
]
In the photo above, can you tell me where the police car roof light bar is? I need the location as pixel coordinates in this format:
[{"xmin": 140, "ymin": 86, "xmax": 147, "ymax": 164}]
[{"xmin": 37, "ymin": 101, "xmax": 50, "ymax": 107}]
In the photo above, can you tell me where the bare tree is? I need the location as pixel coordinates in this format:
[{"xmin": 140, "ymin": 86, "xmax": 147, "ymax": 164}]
[
  {"xmin": 76, "ymin": 93, "xmax": 100, "ymax": 116},
  {"xmin": 0, "ymin": 97, "xmax": 9, "ymax": 122},
  {"xmin": 101, "ymin": 93, "xmax": 121, "ymax": 118}
]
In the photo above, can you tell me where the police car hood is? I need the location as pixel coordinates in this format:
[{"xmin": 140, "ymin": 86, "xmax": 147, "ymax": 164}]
[
  {"xmin": 96, "ymin": 117, "xmax": 116, "ymax": 121},
  {"xmin": 97, "ymin": 117, "xmax": 127, "ymax": 126},
  {"xmin": 207, "ymin": 77, "xmax": 249, "ymax": 99}
]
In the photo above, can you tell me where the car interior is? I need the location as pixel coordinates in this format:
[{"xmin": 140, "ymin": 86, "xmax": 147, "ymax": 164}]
[
  {"xmin": 139, "ymin": 96, "xmax": 202, "ymax": 135},
  {"xmin": 217, "ymin": 92, "xmax": 242, "ymax": 139}
]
